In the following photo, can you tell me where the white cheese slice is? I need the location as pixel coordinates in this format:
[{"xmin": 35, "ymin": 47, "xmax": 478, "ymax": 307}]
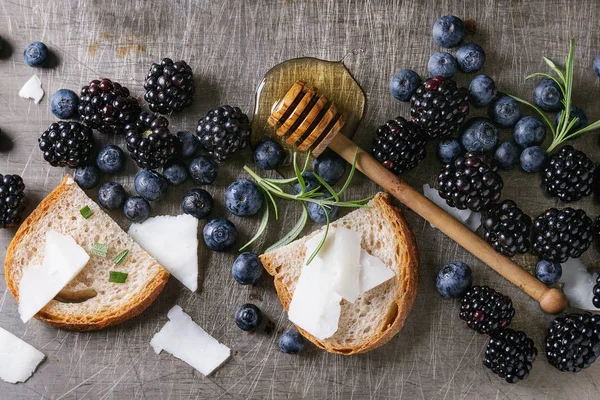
[
  {"xmin": 560, "ymin": 258, "xmax": 598, "ymax": 311},
  {"xmin": 0, "ymin": 327, "xmax": 45, "ymax": 383},
  {"xmin": 19, "ymin": 75, "xmax": 44, "ymax": 104},
  {"xmin": 129, "ymin": 214, "xmax": 198, "ymax": 292},
  {"xmin": 151, "ymin": 305, "xmax": 231, "ymax": 376},
  {"xmin": 18, "ymin": 230, "xmax": 90, "ymax": 323},
  {"xmin": 359, "ymin": 250, "xmax": 395, "ymax": 293},
  {"xmin": 423, "ymin": 184, "xmax": 481, "ymax": 231},
  {"xmin": 330, "ymin": 227, "xmax": 361, "ymax": 303}
]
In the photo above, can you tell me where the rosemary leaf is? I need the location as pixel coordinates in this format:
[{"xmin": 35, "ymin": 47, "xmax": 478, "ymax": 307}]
[
  {"xmin": 312, "ymin": 173, "xmax": 339, "ymax": 202},
  {"xmin": 525, "ymin": 73, "xmax": 565, "ymax": 96},
  {"xmin": 305, "ymin": 205, "xmax": 330, "ymax": 265},
  {"xmin": 337, "ymin": 148, "xmax": 359, "ymax": 197},
  {"xmin": 240, "ymin": 200, "xmax": 270, "ymax": 251},
  {"xmin": 543, "ymin": 56, "xmax": 566, "ymax": 83},
  {"xmin": 292, "ymin": 152, "xmax": 306, "ymax": 194},
  {"xmin": 265, "ymin": 203, "xmax": 308, "ymax": 253}
]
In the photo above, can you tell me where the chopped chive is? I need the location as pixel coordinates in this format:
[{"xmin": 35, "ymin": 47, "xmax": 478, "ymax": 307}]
[
  {"xmin": 108, "ymin": 271, "xmax": 128, "ymax": 283},
  {"xmin": 113, "ymin": 249, "xmax": 129, "ymax": 265},
  {"xmin": 89, "ymin": 243, "xmax": 109, "ymax": 258},
  {"xmin": 80, "ymin": 205, "xmax": 93, "ymax": 219}
]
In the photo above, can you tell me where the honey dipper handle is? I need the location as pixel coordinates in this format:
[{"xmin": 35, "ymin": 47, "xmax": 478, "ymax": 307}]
[{"xmin": 328, "ymin": 134, "xmax": 567, "ymax": 314}]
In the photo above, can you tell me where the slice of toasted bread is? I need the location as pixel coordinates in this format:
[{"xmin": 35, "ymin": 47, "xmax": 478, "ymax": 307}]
[
  {"xmin": 260, "ymin": 193, "xmax": 419, "ymax": 355},
  {"xmin": 4, "ymin": 176, "xmax": 169, "ymax": 331}
]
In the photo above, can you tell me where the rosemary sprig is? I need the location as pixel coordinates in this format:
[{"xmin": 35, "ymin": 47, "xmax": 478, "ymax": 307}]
[{"xmin": 241, "ymin": 149, "xmax": 371, "ymax": 263}]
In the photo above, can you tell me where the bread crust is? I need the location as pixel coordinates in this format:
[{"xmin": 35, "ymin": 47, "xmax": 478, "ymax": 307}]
[
  {"xmin": 260, "ymin": 193, "xmax": 419, "ymax": 355},
  {"xmin": 4, "ymin": 176, "xmax": 170, "ymax": 331}
]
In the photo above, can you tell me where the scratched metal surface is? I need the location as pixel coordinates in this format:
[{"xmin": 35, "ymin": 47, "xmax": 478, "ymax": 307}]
[{"xmin": 1, "ymin": 0, "xmax": 600, "ymax": 399}]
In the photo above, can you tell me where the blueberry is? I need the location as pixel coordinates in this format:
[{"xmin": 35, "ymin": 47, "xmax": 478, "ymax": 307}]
[
  {"xmin": 307, "ymin": 198, "xmax": 339, "ymax": 224},
  {"xmin": 181, "ymin": 188, "xmax": 213, "ymax": 220},
  {"xmin": 428, "ymin": 52, "xmax": 458, "ymax": 79},
  {"xmin": 292, "ymin": 173, "xmax": 320, "ymax": 194},
  {"xmin": 312, "ymin": 151, "xmax": 345, "ymax": 185},
  {"xmin": 203, "ymin": 217, "xmax": 237, "ymax": 252},
  {"xmin": 96, "ymin": 144, "xmax": 124, "ymax": 174},
  {"xmin": 279, "ymin": 330, "xmax": 305, "ymax": 354},
  {"xmin": 494, "ymin": 141, "xmax": 521, "ymax": 170},
  {"xmin": 468, "ymin": 75, "xmax": 497, "ymax": 107},
  {"xmin": 514, "ymin": 116, "xmax": 546, "ymax": 148},
  {"xmin": 432, "ymin": 15, "xmax": 465, "ymax": 48},
  {"xmin": 554, "ymin": 106, "xmax": 588, "ymax": 133},
  {"xmin": 98, "ymin": 182, "xmax": 126, "ymax": 210},
  {"xmin": 177, "ymin": 131, "xmax": 199, "ymax": 159},
  {"xmin": 254, "ymin": 140, "xmax": 285, "ymax": 170},
  {"xmin": 520, "ymin": 146, "xmax": 548, "ymax": 173},
  {"xmin": 456, "ymin": 43, "xmax": 485, "ymax": 73},
  {"xmin": 438, "ymin": 139, "xmax": 464, "ymax": 164},
  {"xmin": 232, "ymin": 252, "xmax": 264, "ymax": 285},
  {"xmin": 162, "ymin": 159, "xmax": 188, "ymax": 185},
  {"xmin": 594, "ymin": 56, "xmax": 600, "ymax": 78},
  {"xmin": 23, "ymin": 41, "xmax": 48, "ymax": 67},
  {"xmin": 50, "ymin": 89, "xmax": 79, "ymax": 119},
  {"xmin": 189, "ymin": 156, "xmax": 218, "ymax": 185},
  {"xmin": 235, "ymin": 303, "xmax": 262, "ymax": 332},
  {"xmin": 535, "ymin": 260, "xmax": 562, "ymax": 285},
  {"xmin": 225, "ymin": 179, "xmax": 264, "ymax": 217},
  {"xmin": 436, "ymin": 262, "xmax": 472, "ymax": 298},
  {"xmin": 488, "ymin": 96, "xmax": 521, "ymax": 128},
  {"xmin": 389, "ymin": 69, "xmax": 422, "ymax": 102},
  {"xmin": 533, "ymin": 78, "xmax": 563, "ymax": 112},
  {"xmin": 73, "ymin": 165, "xmax": 100, "ymax": 189},
  {"xmin": 460, "ymin": 117, "xmax": 499, "ymax": 153},
  {"xmin": 123, "ymin": 196, "xmax": 150, "ymax": 223},
  {"xmin": 134, "ymin": 170, "xmax": 168, "ymax": 201}
]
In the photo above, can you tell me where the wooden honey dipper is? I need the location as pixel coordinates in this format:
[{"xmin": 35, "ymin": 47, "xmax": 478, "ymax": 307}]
[{"xmin": 267, "ymin": 80, "xmax": 567, "ymax": 314}]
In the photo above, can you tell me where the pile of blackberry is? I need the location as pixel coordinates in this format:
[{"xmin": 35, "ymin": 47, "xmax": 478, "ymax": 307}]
[
  {"xmin": 125, "ymin": 112, "xmax": 178, "ymax": 170},
  {"xmin": 437, "ymin": 152, "xmax": 503, "ymax": 212},
  {"xmin": 545, "ymin": 313, "xmax": 600, "ymax": 372},
  {"xmin": 482, "ymin": 200, "xmax": 531, "ymax": 257},
  {"xmin": 78, "ymin": 78, "xmax": 141, "ymax": 135},
  {"xmin": 371, "ymin": 117, "xmax": 427, "ymax": 176},
  {"xmin": 144, "ymin": 58, "xmax": 195, "ymax": 114},
  {"xmin": 38, "ymin": 121, "xmax": 95, "ymax": 168},
  {"xmin": 531, "ymin": 207, "xmax": 594, "ymax": 263},
  {"xmin": 484, "ymin": 328, "xmax": 537, "ymax": 383},
  {"xmin": 543, "ymin": 145, "xmax": 595, "ymax": 202},
  {"xmin": 459, "ymin": 285, "xmax": 515, "ymax": 334},
  {"xmin": 196, "ymin": 105, "xmax": 251, "ymax": 161},
  {"xmin": 410, "ymin": 76, "xmax": 470, "ymax": 139},
  {"xmin": 0, "ymin": 174, "xmax": 25, "ymax": 228}
]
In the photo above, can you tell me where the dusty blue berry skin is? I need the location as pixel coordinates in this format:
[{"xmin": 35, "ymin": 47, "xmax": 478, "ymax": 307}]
[
  {"xmin": 50, "ymin": 89, "xmax": 79, "ymax": 119},
  {"xmin": 235, "ymin": 303, "xmax": 262, "ymax": 331},
  {"xmin": 468, "ymin": 75, "xmax": 497, "ymax": 107},
  {"xmin": 254, "ymin": 140, "xmax": 284, "ymax": 170},
  {"xmin": 232, "ymin": 252, "xmax": 264, "ymax": 285},
  {"xmin": 23, "ymin": 41, "xmax": 48, "ymax": 67},
  {"xmin": 292, "ymin": 173, "xmax": 320, "ymax": 194},
  {"xmin": 520, "ymin": 146, "xmax": 548, "ymax": 173},
  {"xmin": 181, "ymin": 188, "xmax": 213, "ymax": 220},
  {"xmin": 225, "ymin": 179, "xmax": 264, "ymax": 217},
  {"xmin": 428, "ymin": 52, "xmax": 458, "ymax": 78},
  {"xmin": 390, "ymin": 69, "xmax": 422, "ymax": 102},
  {"xmin": 73, "ymin": 164, "xmax": 100, "ymax": 189},
  {"xmin": 533, "ymin": 78, "xmax": 563, "ymax": 112},
  {"xmin": 279, "ymin": 331, "xmax": 305, "ymax": 354},
  {"xmin": 554, "ymin": 106, "xmax": 588, "ymax": 133},
  {"xmin": 313, "ymin": 152, "xmax": 345, "ymax": 185},
  {"xmin": 514, "ymin": 116, "xmax": 546, "ymax": 148},
  {"xmin": 594, "ymin": 56, "xmax": 600, "ymax": 77},
  {"xmin": 134, "ymin": 170, "xmax": 168, "ymax": 201},
  {"xmin": 456, "ymin": 43, "xmax": 485, "ymax": 73},
  {"xmin": 494, "ymin": 141, "xmax": 521, "ymax": 170},
  {"xmin": 436, "ymin": 262, "xmax": 472, "ymax": 299},
  {"xmin": 177, "ymin": 131, "xmax": 199, "ymax": 160},
  {"xmin": 162, "ymin": 159, "xmax": 188, "ymax": 185},
  {"xmin": 460, "ymin": 117, "xmax": 499, "ymax": 153},
  {"xmin": 489, "ymin": 96, "xmax": 522, "ymax": 128},
  {"xmin": 535, "ymin": 260, "xmax": 562, "ymax": 285},
  {"xmin": 189, "ymin": 156, "xmax": 218, "ymax": 185},
  {"xmin": 123, "ymin": 196, "xmax": 150, "ymax": 223},
  {"xmin": 203, "ymin": 217, "xmax": 237, "ymax": 252},
  {"xmin": 438, "ymin": 139, "xmax": 464, "ymax": 164},
  {"xmin": 307, "ymin": 197, "xmax": 339, "ymax": 224},
  {"xmin": 432, "ymin": 15, "xmax": 465, "ymax": 48},
  {"xmin": 96, "ymin": 144, "xmax": 124, "ymax": 174},
  {"xmin": 98, "ymin": 182, "xmax": 126, "ymax": 210}
]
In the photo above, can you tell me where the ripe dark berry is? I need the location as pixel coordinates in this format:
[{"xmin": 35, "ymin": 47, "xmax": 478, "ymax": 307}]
[
  {"xmin": 460, "ymin": 117, "xmax": 498, "ymax": 153},
  {"xmin": 482, "ymin": 200, "xmax": 531, "ymax": 257},
  {"xmin": 134, "ymin": 170, "xmax": 168, "ymax": 202},
  {"xmin": 520, "ymin": 146, "xmax": 548, "ymax": 173},
  {"xmin": 189, "ymin": 156, "xmax": 218, "ymax": 185},
  {"xmin": 196, "ymin": 105, "xmax": 251, "ymax": 161},
  {"xmin": 536, "ymin": 260, "xmax": 562, "ymax": 285},
  {"xmin": 432, "ymin": 15, "xmax": 465, "ymax": 48},
  {"xmin": 254, "ymin": 140, "xmax": 285, "ymax": 170},
  {"xmin": 292, "ymin": 173, "xmax": 320, "ymax": 195},
  {"xmin": 593, "ymin": 275, "xmax": 600, "ymax": 309},
  {"xmin": 235, "ymin": 303, "xmax": 262, "ymax": 332},
  {"xmin": 0, "ymin": 174, "xmax": 26, "ymax": 228},
  {"xmin": 279, "ymin": 331, "xmax": 305, "ymax": 354},
  {"xmin": 98, "ymin": 182, "xmax": 126, "ymax": 210},
  {"xmin": 437, "ymin": 139, "xmax": 464, "ymax": 164},
  {"xmin": 543, "ymin": 145, "xmax": 595, "ymax": 203},
  {"xmin": 38, "ymin": 121, "xmax": 95, "ymax": 168},
  {"xmin": 533, "ymin": 78, "xmax": 563, "ymax": 112},
  {"xmin": 456, "ymin": 43, "xmax": 485, "ymax": 73},
  {"xmin": 389, "ymin": 69, "xmax": 421, "ymax": 102},
  {"xmin": 162, "ymin": 159, "xmax": 188, "ymax": 185},
  {"xmin": 436, "ymin": 262, "xmax": 472, "ymax": 298},
  {"xmin": 203, "ymin": 217, "xmax": 237, "ymax": 252},
  {"xmin": 96, "ymin": 144, "xmax": 124, "ymax": 174},
  {"xmin": 123, "ymin": 196, "xmax": 150, "ymax": 223},
  {"xmin": 177, "ymin": 131, "xmax": 199, "ymax": 160},
  {"xmin": 307, "ymin": 197, "xmax": 339, "ymax": 224},
  {"xmin": 428, "ymin": 52, "xmax": 458, "ymax": 78},
  {"xmin": 555, "ymin": 106, "xmax": 588, "ymax": 133},
  {"xmin": 50, "ymin": 89, "xmax": 79, "ymax": 119},
  {"xmin": 143, "ymin": 58, "xmax": 195, "ymax": 114},
  {"xmin": 225, "ymin": 179, "xmax": 264, "ymax": 217},
  {"xmin": 181, "ymin": 188, "xmax": 213, "ymax": 220},
  {"xmin": 23, "ymin": 41, "xmax": 48, "ymax": 67},
  {"xmin": 232, "ymin": 252, "xmax": 264, "ymax": 285},
  {"xmin": 125, "ymin": 112, "xmax": 178, "ymax": 170},
  {"xmin": 312, "ymin": 151, "xmax": 346, "ymax": 185},
  {"xmin": 73, "ymin": 165, "xmax": 100, "ymax": 189},
  {"xmin": 468, "ymin": 75, "xmax": 496, "ymax": 107},
  {"xmin": 484, "ymin": 328, "xmax": 537, "ymax": 383},
  {"xmin": 489, "ymin": 96, "xmax": 521, "ymax": 128},
  {"xmin": 514, "ymin": 116, "xmax": 546, "ymax": 148},
  {"xmin": 459, "ymin": 286, "xmax": 515, "ymax": 334},
  {"xmin": 545, "ymin": 313, "xmax": 600, "ymax": 372}
]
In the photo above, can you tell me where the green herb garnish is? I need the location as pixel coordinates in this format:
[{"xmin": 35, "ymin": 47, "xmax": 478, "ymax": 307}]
[
  {"xmin": 113, "ymin": 249, "xmax": 130, "ymax": 265},
  {"xmin": 79, "ymin": 205, "xmax": 93, "ymax": 219},
  {"xmin": 241, "ymin": 149, "xmax": 371, "ymax": 263},
  {"xmin": 509, "ymin": 38, "xmax": 600, "ymax": 152},
  {"xmin": 89, "ymin": 243, "xmax": 109, "ymax": 258},
  {"xmin": 108, "ymin": 271, "xmax": 128, "ymax": 283}
]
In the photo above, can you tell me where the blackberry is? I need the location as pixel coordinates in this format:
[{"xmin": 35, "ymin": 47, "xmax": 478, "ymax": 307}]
[
  {"xmin": 196, "ymin": 105, "xmax": 251, "ymax": 161},
  {"xmin": 437, "ymin": 152, "xmax": 503, "ymax": 212},
  {"xmin": 543, "ymin": 146, "xmax": 595, "ymax": 203},
  {"xmin": 545, "ymin": 313, "xmax": 600, "ymax": 372},
  {"xmin": 484, "ymin": 328, "xmax": 537, "ymax": 383},
  {"xmin": 482, "ymin": 200, "xmax": 531, "ymax": 257},
  {"xmin": 78, "ymin": 78, "xmax": 141, "ymax": 135},
  {"xmin": 593, "ymin": 275, "xmax": 600, "ymax": 309},
  {"xmin": 371, "ymin": 117, "xmax": 427, "ymax": 176},
  {"xmin": 0, "ymin": 174, "xmax": 26, "ymax": 228},
  {"xmin": 594, "ymin": 166, "xmax": 600, "ymax": 201},
  {"xmin": 38, "ymin": 121, "xmax": 95, "ymax": 168},
  {"xmin": 531, "ymin": 207, "xmax": 593, "ymax": 263},
  {"xmin": 143, "ymin": 58, "xmax": 195, "ymax": 114},
  {"xmin": 410, "ymin": 76, "xmax": 470, "ymax": 139},
  {"xmin": 459, "ymin": 285, "xmax": 515, "ymax": 334},
  {"xmin": 125, "ymin": 112, "xmax": 178, "ymax": 170}
]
